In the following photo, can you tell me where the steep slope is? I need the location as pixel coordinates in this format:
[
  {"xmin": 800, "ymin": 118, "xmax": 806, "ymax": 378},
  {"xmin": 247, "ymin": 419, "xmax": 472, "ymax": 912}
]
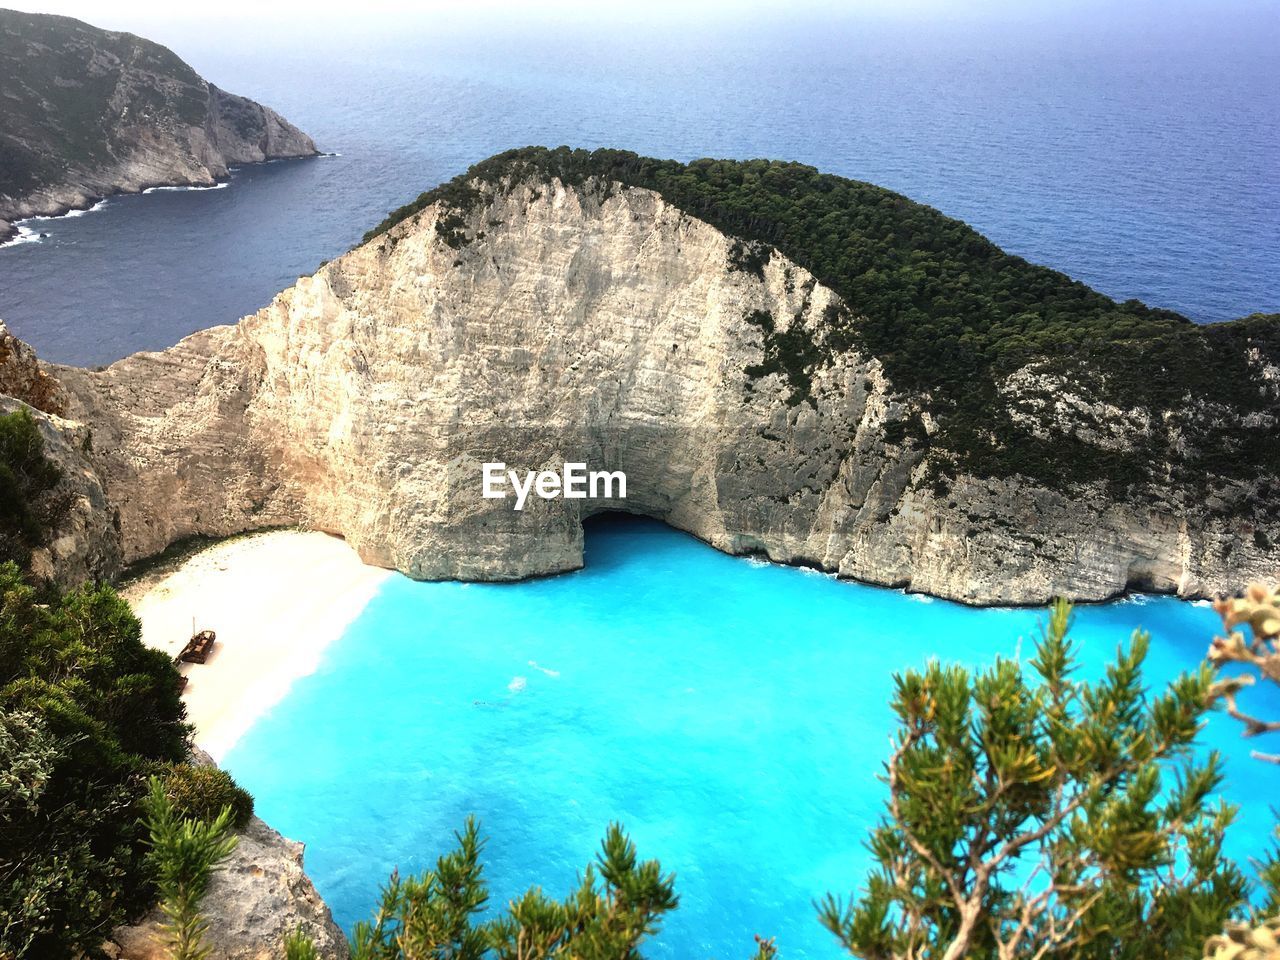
[
  {"xmin": 0, "ymin": 8, "xmax": 316, "ymax": 240},
  {"xmin": 0, "ymin": 319, "xmax": 119, "ymax": 585},
  {"xmin": 45, "ymin": 151, "xmax": 1280, "ymax": 604}
]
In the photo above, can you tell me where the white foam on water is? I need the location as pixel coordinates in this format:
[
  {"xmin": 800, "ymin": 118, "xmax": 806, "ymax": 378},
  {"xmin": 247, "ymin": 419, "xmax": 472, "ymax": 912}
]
[
  {"xmin": 909, "ymin": 593, "xmax": 935, "ymax": 603},
  {"xmin": 0, "ymin": 224, "xmax": 42, "ymax": 248},
  {"xmin": 528, "ymin": 660, "xmax": 560, "ymax": 677},
  {"xmin": 799, "ymin": 565, "xmax": 837, "ymax": 579},
  {"xmin": 507, "ymin": 676, "xmax": 527, "ymax": 693},
  {"xmin": 3, "ymin": 198, "xmax": 111, "ymax": 247},
  {"xmin": 142, "ymin": 181, "xmax": 229, "ymax": 194},
  {"xmin": 62, "ymin": 199, "xmax": 108, "ymax": 217}
]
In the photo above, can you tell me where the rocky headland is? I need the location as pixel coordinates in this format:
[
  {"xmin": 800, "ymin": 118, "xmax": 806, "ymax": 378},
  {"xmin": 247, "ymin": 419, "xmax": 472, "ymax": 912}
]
[
  {"xmin": 5, "ymin": 147, "xmax": 1276, "ymax": 606},
  {"xmin": 0, "ymin": 8, "xmax": 317, "ymax": 242}
]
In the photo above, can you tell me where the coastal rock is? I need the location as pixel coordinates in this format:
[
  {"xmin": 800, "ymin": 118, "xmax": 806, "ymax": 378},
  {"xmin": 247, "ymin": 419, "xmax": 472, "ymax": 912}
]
[
  {"xmin": 110, "ymin": 816, "xmax": 348, "ymax": 960},
  {"xmin": 0, "ymin": 319, "xmax": 67, "ymax": 415},
  {"xmin": 46, "ymin": 174, "xmax": 1280, "ymax": 604},
  {"xmin": 0, "ymin": 390, "xmax": 121, "ymax": 587},
  {"xmin": 0, "ymin": 9, "xmax": 317, "ymax": 241}
]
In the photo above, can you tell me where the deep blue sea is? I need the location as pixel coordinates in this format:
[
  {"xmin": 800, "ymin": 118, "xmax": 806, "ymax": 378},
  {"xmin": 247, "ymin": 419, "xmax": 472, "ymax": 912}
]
[
  {"xmin": 0, "ymin": 4, "xmax": 1277, "ymax": 365},
  {"xmin": 224, "ymin": 517, "xmax": 1278, "ymax": 959}
]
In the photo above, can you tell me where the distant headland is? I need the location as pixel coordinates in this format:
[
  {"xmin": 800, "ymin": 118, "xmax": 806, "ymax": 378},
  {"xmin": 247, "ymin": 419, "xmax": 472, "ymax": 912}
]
[{"xmin": 0, "ymin": 8, "xmax": 317, "ymax": 243}]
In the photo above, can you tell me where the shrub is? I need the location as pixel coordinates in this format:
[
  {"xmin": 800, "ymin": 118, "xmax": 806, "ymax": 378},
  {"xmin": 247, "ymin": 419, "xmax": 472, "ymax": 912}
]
[
  {"xmin": 0, "ymin": 563, "xmax": 189, "ymax": 957},
  {"xmin": 143, "ymin": 777, "xmax": 239, "ymax": 960},
  {"xmin": 822, "ymin": 599, "xmax": 1246, "ymax": 960},
  {"xmin": 0, "ymin": 407, "xmax": 65, "ymax": 571},
  {"xmin": 349, "ymin": 818, "xmax": 683, "ymax": 960},
  {"xmin": 160, "ymin": 763, "xmax": 254, "ymax": 830}
]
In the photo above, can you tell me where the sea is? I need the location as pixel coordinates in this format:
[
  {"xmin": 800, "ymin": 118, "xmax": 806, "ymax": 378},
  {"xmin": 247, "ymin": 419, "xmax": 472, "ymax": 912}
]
[
  {"xmin": 223, "ymin": 516, "xmax": 1279, "ymax": 959},
  {"xmin": 0, "ymin": 3, "xmax": 1277, "ymax": 366},
  {"xmin": 2, "ymin": 4, "xmax": 1277, "ymax": 956}
]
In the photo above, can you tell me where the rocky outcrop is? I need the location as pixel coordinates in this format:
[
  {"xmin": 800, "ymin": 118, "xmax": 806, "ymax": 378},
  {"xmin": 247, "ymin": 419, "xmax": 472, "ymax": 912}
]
[
  {"xmin": 108, "ymin": 750, "xmax": 347, "ymax": 959},
  {"xmin": 44, "ymin": 175, "xmax": 1280, "ymax": 604},
  {"xmin": 0, "ymin": 318, "xmax": 67, "ymax": 415},
  {"xmin": 0, "ymin": 392, "xmax": 121, "ymax": 586},
  {"xmin": 0, "ymin": 9, "xmax": 317, "ymax": 241},
  {"xmin": 110, "ymin": 814, "xmax": 348, "ymax": 960},
  {"xmin": 0, "ymin": 320, "xmax": 120, "ymax": 585}
]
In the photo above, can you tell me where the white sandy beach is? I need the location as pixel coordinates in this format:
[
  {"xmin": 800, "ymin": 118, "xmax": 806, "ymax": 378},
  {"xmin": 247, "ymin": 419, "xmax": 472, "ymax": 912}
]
[{"xmin": 123, "ymin": 531, "xmax": 393, "ymax": 762}]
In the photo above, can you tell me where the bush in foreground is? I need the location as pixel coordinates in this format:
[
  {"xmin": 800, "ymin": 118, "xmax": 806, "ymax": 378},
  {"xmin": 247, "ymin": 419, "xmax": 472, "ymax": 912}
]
[
  {"xmin": 0, "ymin": 407, "xmax": 64, "ymax": 571},
  {"xmin": 0, "ymin": 562, "xmax": 190, "ymax": 957},
  {"xmin": 159, "ymin": 762, "xmax": 255, "ymax": 830},
  {"xmin": 820, "ymin": 599, "xmax": 1247, "ymax": 960},
  {"xmin": 348, "ymin": 817, "xmax": 680, "ymax": 960},
  {"xmin": 143, "ymin": 777, "xmax": 239, "ymax": 960}
]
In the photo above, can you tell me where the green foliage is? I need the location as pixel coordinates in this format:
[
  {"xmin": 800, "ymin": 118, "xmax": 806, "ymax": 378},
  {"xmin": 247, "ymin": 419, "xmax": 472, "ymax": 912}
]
[
  {"xmin": 0, "ymin": 408, "xmax": 65, "ymax": 571},
  {"xmin": 728, "ymin": 239, "xmax": 771, "ymax": 279},
  {"xmin": 821, "ymin": 599, "xmax": 1247, "ymax": 960},
  {"xmin": 1259, "ymin": 824, "xmax": 1280, "ymax": 919},
  {"xmin": 363, "ymin": 147, "xmax": 1280, "ymax": 494},
  {"xmin": 284, "ymin": 927, "xmax": 321, "ymax": 960},
  {"xmin": 0, "ymin": 707, "xmax": 116, "ymax": 955},
  {"xmin": 0, "ymin": 563, "xmax": 189, "ymax": 958},
  {"xmin": 159, "ymin": 762, "xmax": 255, "ymax": 829},
  {"xmin": 143, "ymin": 776, "xmax": 239, "ymax": 960},
  {"xmin": 350, "ymin": 817, "xmax": 684, "ymax": 960}
]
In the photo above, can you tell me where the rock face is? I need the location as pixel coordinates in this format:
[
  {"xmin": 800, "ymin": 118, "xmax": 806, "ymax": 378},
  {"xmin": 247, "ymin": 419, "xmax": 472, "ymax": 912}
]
[
  {"xmin": 0, "ymin": 318, "xmax": 67, "ymax": 416},
  {"xmin": 111, "ymin": 815, "xmax": 348, "ymax": 960},
  {"xmin": 0, "ymin": 320, "xmax": 121, "ymax": 585},
  {"xmin": 0, "ymin": 9, "xmax": 317, "ymax": 240},
  {"xmin": 46, "ymin": 175, "xmax": 1280, "ymax": 604}
]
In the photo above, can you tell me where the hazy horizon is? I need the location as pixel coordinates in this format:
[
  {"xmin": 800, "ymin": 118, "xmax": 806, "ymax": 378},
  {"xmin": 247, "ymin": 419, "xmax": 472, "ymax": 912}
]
[{"xmin": 6, "ymin": 0, "xmax": 1280, "ymax": 40}]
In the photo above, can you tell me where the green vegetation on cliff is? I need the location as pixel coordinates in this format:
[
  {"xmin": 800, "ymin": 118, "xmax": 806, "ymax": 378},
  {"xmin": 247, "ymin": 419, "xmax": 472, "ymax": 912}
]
[
  {"xmin": 0, "ymin": 405, "xmax": 259, "ymax": 956},
  {"xmin": 365, "ymin": 147, "xmax": 1280, "ymax": 498},
  {"xmin": 0, "ymin": 408, "xmax": 66, "ymax": 572}
]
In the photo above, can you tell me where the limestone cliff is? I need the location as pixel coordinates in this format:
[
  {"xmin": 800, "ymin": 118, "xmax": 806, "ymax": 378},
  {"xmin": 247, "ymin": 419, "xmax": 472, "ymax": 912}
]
[
  {"xmin": 0, "ymin": 9, "xmax": 317, "ymax": 240},
  {"xmin": 43, "ymin": 163, "xmax": 1280, "ymax": 605}
]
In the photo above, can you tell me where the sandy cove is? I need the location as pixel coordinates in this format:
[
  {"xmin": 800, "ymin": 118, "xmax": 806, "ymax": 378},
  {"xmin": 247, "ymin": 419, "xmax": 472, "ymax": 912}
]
[{"xmin": 122, "ymin": 530, "xmax": 393, "ymax": 762}]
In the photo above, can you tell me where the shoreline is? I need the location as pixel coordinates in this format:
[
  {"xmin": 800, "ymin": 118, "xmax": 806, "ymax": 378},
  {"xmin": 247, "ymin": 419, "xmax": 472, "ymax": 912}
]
[
  {"xmin": 122, "ymin": 529, "xmax": 392, "ymax": 762},
  {"xmin": 0, "ymin": 151, "xmax": 326, "ymax": 250}
]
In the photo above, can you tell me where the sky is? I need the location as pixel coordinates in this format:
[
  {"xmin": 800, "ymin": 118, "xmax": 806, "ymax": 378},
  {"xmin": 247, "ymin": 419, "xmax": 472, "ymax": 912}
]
[
  {"xmin": 2, "ymin": 0, "xmax": 1276, "ymax": 62},
  {"xmin": 8, "ymin": 0, "xmax": 1280, "ymax": 27}
]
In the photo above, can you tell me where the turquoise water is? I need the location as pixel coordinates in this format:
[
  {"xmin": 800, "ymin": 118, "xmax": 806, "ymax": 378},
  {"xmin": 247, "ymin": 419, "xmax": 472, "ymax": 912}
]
[{"xmin": 224, "ymin": 517, "xmax": 1277, "ymax": 959}]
